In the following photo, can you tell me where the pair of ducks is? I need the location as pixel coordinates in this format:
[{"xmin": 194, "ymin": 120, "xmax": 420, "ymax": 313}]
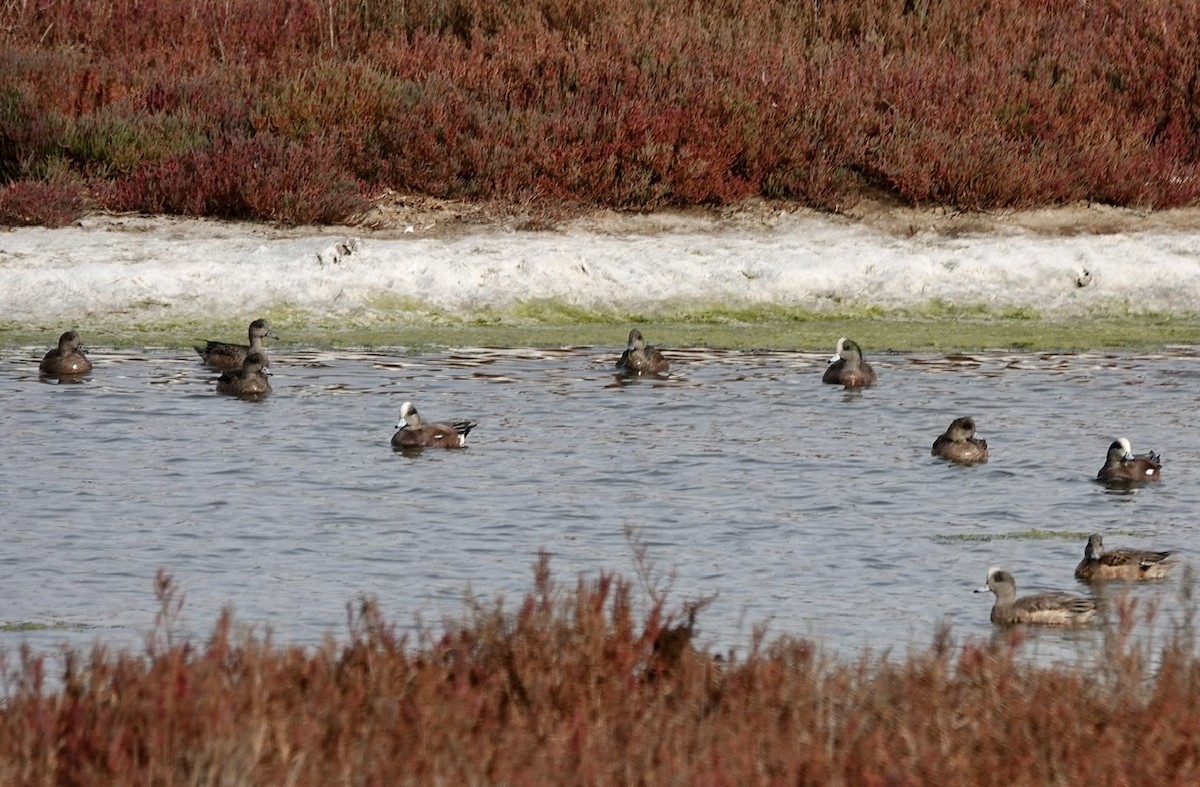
[
  {"xmin": 617, "ymin": 331, "xmax": 879, "ymax": 388},
  {"xmin": 976, "ymin": 534, "xmax": 1177, "ymax": 626},
  {"xmin": 930, "ymin": 419, "xmax": 1164, "ymax": 484},
  {"xmin": 195, "ymin": 319, "xmax": 277, "ymax": 398}
]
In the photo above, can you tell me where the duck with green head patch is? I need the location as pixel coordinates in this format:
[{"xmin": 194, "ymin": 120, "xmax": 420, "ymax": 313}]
[
  {"xmin": 975, "ymin": 567, "xmax": 1100, "ymax": 626},
  {"xmin": 822, "ymin": 337, "xmax": 876, "ymax": 388}
]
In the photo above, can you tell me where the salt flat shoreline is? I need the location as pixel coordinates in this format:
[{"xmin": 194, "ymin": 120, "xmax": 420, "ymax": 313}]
[{"xmin": 3, "ymin": 201, "xmax": 1200, "ymax": 352}]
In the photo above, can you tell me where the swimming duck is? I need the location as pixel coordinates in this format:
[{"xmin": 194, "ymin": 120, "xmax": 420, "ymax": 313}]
[
  {"xmin": 616, "ymin": 329, "xmax": 669, "ymax": 376},
  {"xmin": 195, "ymin": 319, "xmax": 277, "ymax": 370},
  {"xmin": 1096, "ymin": 437, "xmax": 1161, "ymax": 483},
  {"xmin": 975, "ymin": 567, "xmax": 1100, "ymax": 626},
  {"xmin": 931, "ymin": 416, "xmax": 989, "ymax": 464},
  {"xmin": 822, "ymin": 337, "xmax": 876, "ymax": 388},
  {"xmin": 1074, "ymin": 534, "xmax": 1176, "ymax": 582},
  {"xmin": 391, "ymin": 401, "xmax": 477, "ymax": 449},
  {"xmin": 39, "ymin": 330, "xmax": 93, "ymax": 377},
  {"xmin": 215, "ymin": 351, "xmax": 272, "ymax": 398}
]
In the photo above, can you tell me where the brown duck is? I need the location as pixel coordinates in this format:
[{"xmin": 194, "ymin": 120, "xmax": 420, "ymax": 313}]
[
  {"xmin": 976, "ymin": 567, "xmax": 1100, "ymax": 626},
  {"xmin": 822, "ymin": 337, "xmax": 876, "ymax": 388},
  {"xmin": 931, "ymin": 416, "xmax": 989, "ymax": 464},
  {"xmin": 391, "ymin": 401, "xmax": 477, "ymax": 449},
  {"xmin": 616, "ymin": 329, "xmax": 669, "ymax": 376},
  {"xmin": 1074, "ymin": 534, "xmax": 1175, "ymax": 582},
  {"xmin": 196, "ymin": 319, "xmax": 278, "ymax": 370},
  {"xmin": 39, "ymin": 330, "xmax": 93, "ymax": 377},
  {"xmin": 1097, "ymin": 437, "xmax": 1161, "ymax": 483}
]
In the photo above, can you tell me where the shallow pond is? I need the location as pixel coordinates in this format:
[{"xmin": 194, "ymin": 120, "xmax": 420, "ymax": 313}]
[{"xmin": 3, "ymin": 344, "xmax": 1199, "ymax": 666}]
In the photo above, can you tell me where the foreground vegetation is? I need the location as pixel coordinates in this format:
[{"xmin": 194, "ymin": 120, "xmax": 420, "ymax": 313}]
[
  {"xmin": 1, "ymin": 561, "xmax": 1198, "ymax": 784},
  {"xmin": 3, "ymin": 0, "xmax": 1200, "ymax": 226}
]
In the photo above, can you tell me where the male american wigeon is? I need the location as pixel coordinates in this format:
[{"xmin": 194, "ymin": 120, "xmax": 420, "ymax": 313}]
[
  {"xmin": 1074, "ymin": 534, "xmax": 1176, "ymax": 582},
  {"xmin": 822, "ymin": 337, "xmax": 876, "ymax": 387},
  {"xmin": 931, "ymin": 416, "xmax": 989, "ymax": 464},
  {"xmin": 975, "ymin": 567, "xmax": 1100, "ymax": 626},
  {"xmin": 215, "ymin": 351, "xmax": 272, "ymax": 398},
  {"xmin": 615, "ymin": 329, "xmax": 669, "ymax": 376},
  {"xmin": 391, "ymin": 401, "xmax": 477, "ymax": 449},
  {"xmin": 39, "ymin": 330, "xmax": 94, "ymax": 377},
  {"xmin": 195, "ymin": 318, "xmax": 278, "ymax": 370},
  {"xmin": 1096, "ymin": 437, "xmax": 1161, "ymax": 483}
]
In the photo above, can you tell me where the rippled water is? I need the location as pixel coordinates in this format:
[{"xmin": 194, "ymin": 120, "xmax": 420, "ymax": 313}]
[{"xmin": 3, "ymin": 345, "xmax": 1199, "ymax": 666}]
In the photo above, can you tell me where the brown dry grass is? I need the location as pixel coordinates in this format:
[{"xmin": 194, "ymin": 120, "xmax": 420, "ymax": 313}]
[{"xmin": 2, "ymin": 560, "xmax": 1198, "ymax": 785}]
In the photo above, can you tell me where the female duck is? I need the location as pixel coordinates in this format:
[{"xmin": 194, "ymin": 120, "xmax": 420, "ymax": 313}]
[
  {"xmin": 1074, "ymin": 534, "xmax": 1175, "ymax": 582},
  {"xmin": 616, "ymin": 329, "xmax": 669, "ymax": 376},
  {"xmin": 196, "ymin": 318, "xmax": 277, "ymax": 370},
  {"xmin": 1097, "ymin": 437, "xmax": 1161, "ymax": 483},
  {"xmin": 392, "ymin": 401, "xmax": 477, "ymax": 449},
  {"xmin": 931, "ymin": 416, "xmax": 989, "ymax": 464},
  {"xmin": 40, "ymin": 330, "xmax": 93, "ymax": 377},
  {"xmin": 822, "ymin": 337, "xmax": 876, "ymax": 388},
  {"xmin": 215, "ymin": 351, "xmax": 272, "ymax": 398},
  {"xmin": 975, "ymin": 567, "xmax": 1099, "ymax": 626}
]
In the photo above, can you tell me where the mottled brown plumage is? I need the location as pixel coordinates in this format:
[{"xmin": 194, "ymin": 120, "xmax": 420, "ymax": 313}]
[
  {"xmin": 931, "ymin": 416, "xmax": 989, "ymax": 464},
  {"xmin": 196, "ymin": 319, "xmax": 277, "ymax": 370},
  {"xmin": 976, "ymin": 567, "xmax": 1100, "ymax": 626},
  {"xmin": 391, "ymin": 401, "xmax": 477, "ymax": 449},
  {"xmin": 1075, "ymin": 534, "xmax": 1175, "ymax": 582},
  {"xmin": 39, "ymin": 330, "xmax": 93, "ymax": 377},
  {"xmin": 215, "ymin": 351, "xmax": 272, "ymax": 398},
  {"xmin": 616, "ymin": 329, "xmax": 669, "ymax": 376},
  {"xmin": 1097, "ymin": 437, "xmax": 1161, "ymax": 483},
  {"xmin": 822, "ymin": 337, "xmax": 876, "ymax": 388}
]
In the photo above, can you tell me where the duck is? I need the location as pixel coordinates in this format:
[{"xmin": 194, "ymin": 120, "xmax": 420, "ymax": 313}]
[
  {"xmin": 215, "ymin": 351, "xmax": 272, "ymax": 398},
  {"xmin": 1096, "ymin": 437, "xmax": 1161, "ymax": 483},
  {"xmin": 822, "ymin": 337, "xmax": 876, "ymax": 387},
  {"xmin": 39, "ymin": 330, "xmax": 93, "ymax": 376},
  {"xmin": 391, "ymin": 401, "xmax": 477, "ymax": 449},
  {"xmin": 975, "ymin": 567, "xmax": 1100, "ymax": 626},
  {"xmin": 615, "ymin": 329, "xmax": 669, "ymax": 376},
  {"xmin": 1074, "ymin": 534, "xmax": 1176, "ymax": 582},
  {"xmin": 931, "ymin": 416, "xmax": 989, "ymax": 464},
  {"xmin": 195, "ymin": 319, "xmax": 278, "ymax": 370}
]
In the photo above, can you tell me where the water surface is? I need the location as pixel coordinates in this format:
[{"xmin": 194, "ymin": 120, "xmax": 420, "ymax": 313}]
[{"xmin": 3, "ymin": 345, "xmax": 1198, "ymax": 666}]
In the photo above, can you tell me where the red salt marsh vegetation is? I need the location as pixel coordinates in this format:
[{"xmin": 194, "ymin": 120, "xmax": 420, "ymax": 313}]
[
  {"xmin": 1, "ymin": 560, "xmax": 1199, "ymax": 784},
  {"xmin": 2, "ymin": 0, "xmax": 1200, "ymax": 227}
]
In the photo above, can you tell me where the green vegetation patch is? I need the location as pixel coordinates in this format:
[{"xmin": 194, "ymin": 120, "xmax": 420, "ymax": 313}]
[
  {"xmin": 934, "ymin": 528, "xmax": 1143, "ymax": 544},
  {"xmin": 5, "ymin": 307, "xmax": 1200, "ymax": 353},
  {"xmin": 0, "ymin": 620, "xmax": 95, "ymax": 632}
]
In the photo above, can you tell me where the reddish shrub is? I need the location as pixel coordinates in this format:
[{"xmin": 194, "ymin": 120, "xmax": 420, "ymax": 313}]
[
  {"xmin": 100, "ymin": 134, "xmax": 368, "ymax": 224},
  {"xmin": 0, "ymin": 179, "xmax": 87, "ymax": 227},
  {"xmin": 3, "ymin": 0, "xmax": 1200, "ymax": 220}
]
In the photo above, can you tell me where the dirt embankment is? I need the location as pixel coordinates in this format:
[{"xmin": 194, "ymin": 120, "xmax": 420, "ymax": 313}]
[{"xmin": 356, "ymin": 189, "xmax": 1200, "ymax": 239}]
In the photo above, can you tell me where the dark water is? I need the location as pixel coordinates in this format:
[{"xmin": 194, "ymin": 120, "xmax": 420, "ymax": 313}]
[{"xmin": 3, "ymin": 345, "xmax": 1199, "ymax": 666}]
